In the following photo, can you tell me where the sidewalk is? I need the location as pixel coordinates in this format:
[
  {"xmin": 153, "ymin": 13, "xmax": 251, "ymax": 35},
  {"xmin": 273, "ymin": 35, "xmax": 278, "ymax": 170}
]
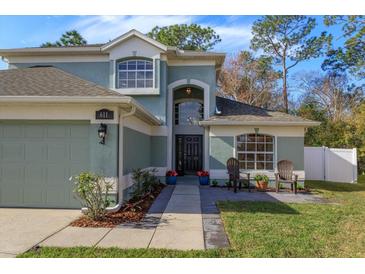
[{"xmin": 40, "ymin": 183, "xmax": 205, "ymax": 250}]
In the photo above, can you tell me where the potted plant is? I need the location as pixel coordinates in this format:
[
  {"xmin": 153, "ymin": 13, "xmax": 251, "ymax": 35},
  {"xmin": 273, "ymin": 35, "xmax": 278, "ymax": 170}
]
[
  {"xmin": 165, "ymin": 170, "xmax": 178, "ymax": 185},
  {"xmin": 197, "ymin": 170, "xmax": 209, "ymax": 185},
  {"xmin": 254, "ymin": 174, "xmax": 269, "ymax": 190}
]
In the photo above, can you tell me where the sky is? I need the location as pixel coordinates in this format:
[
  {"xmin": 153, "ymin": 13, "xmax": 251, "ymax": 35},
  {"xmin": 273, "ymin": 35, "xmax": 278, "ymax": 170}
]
[{"xmin": 0, "ymin": 15, "xmax": 348, "ymax": 97}]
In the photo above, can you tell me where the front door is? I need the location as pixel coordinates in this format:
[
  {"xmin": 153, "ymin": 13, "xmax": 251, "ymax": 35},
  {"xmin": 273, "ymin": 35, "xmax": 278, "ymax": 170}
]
[{"xmin": 176, "ymin": 135, "xmax": 203, "ymax": 175}]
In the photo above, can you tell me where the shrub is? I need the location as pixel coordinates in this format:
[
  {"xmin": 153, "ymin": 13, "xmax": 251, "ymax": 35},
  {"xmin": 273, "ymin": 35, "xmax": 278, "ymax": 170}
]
[
  {"xmin": 254, "ymin": 174, "xmax": 269, "ymax": 183},
  {"xmin": 70, "ymin": 172, "xmax": 112, "ymax": 221},
  {"xmin": 131, "ymin": 168, "xmax": 160, "ymax": 201},
  {"xmin": 211, "ymin": 180, "xmax": 219, "ymax": 187},
  {"xmin": 225, "ymin": 181, "xmax": 232, "ymax": 187}
]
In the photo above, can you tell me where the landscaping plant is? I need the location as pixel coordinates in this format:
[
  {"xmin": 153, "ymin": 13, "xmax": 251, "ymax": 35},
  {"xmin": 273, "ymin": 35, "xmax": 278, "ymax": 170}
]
[
  {"xmin": 131, "ymin": 168, "xmax": 160, "ymax": 201},
  {"xmin": 70, "ymin": 172, "xmax": 113, "ymax": 221},
  {"xmin": 211, "ymin": 180, "xmax": 219, "ymax": 187},
  {"xmin": 254, "ymin": 174, "xmax": 269, "ymax": 190}
]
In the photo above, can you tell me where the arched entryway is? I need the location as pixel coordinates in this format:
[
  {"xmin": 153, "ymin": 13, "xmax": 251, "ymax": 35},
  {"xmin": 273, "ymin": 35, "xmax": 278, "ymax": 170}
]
[{"xmin": 167, "ymin": 79, "xmax": 210, "ymax": 173}]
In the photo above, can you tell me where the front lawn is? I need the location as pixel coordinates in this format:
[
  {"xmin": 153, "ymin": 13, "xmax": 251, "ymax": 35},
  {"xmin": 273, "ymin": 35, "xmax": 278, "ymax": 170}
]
[{"xmin": 19, "ymin": 175, "xmax": 365, "ymax": 258}]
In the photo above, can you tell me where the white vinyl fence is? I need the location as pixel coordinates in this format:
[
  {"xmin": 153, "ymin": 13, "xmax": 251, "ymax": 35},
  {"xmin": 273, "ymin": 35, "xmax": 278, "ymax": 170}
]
[{"xmin": 304, "ymin": 147, "xmax": 358, "ymax": 183}]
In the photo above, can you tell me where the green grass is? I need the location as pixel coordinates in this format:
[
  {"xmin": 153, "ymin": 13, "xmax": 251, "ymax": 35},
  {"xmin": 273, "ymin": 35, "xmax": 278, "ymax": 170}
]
[{"xmin": 19, "ymin": 175, "xmax": 365, "ymax": 258}]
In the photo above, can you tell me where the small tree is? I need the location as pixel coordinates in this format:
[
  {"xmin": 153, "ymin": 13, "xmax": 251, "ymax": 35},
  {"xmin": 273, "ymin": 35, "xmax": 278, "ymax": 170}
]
[
  {"xmin": 251, "ymin": 16, "xmax": 331, "ymax": 113},
  {"xmin": 70, "ymin": 172, "xmax": 112, "ymax": 220},
  {"xmin": 147, "ymin": 24, "xmax": 221, "ymax": 51},
  {"xmin": 218, "ymin": 50, "xmax": 281, "ymax": 109},
  {"xmin": 41, "ymin": 30, "xmax": 87, "ymax": 47}
]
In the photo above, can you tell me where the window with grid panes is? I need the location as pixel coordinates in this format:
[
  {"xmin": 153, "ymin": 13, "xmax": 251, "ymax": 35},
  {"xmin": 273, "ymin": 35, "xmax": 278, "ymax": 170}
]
[
  {"xmin": 117, "ymin": 59, "xmax": 153, "ymax": 88},
  {"xmin": 236, "ymin": 134, "xmax": 274, "ymax": 170}
]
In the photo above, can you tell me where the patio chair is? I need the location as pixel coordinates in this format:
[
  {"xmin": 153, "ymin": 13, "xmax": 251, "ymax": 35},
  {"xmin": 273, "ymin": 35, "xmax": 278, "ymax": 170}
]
[
  {"xmin": 275, "ymin": 160, "xmax": 298, "ymax": 194},
  {"xmin": 226, "ymin": 157, "xmax": 251, "ymax": 193}
]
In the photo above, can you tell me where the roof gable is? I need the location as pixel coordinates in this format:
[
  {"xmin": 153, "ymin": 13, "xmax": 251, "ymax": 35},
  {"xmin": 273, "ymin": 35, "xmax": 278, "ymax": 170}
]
[{"xmin": 101, "ymin": 29, "xmax": 169, "ymax": 52}]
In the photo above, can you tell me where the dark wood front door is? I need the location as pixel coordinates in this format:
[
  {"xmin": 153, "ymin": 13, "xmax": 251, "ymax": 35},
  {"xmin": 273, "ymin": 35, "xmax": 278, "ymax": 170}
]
[{"xmin": 176, "ymin": 135, "xmax": 203, "ymax": 175}]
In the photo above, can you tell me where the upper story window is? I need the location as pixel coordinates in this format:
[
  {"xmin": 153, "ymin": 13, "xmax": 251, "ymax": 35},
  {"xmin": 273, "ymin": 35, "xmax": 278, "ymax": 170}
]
[
  {"xmin": 117, "ymin": 59, "xmax": 153, "ymax": 89},
  {"xmin": 174, "ymin": 101, "xmax": 204, "ymax": 125},
  {"xmin": 236, "ymin": 134, "xmax": 274, "ymax": 170}
]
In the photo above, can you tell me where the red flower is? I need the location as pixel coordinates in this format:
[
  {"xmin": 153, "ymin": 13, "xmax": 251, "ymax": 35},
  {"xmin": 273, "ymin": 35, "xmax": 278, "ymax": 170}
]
[
  {"xmin": 166, "ymin": 170, "xmax": 178, "ymax": 176},
  {"xmin": 197, "ymin": 170, "xmax": 209, "ymax": 177}
]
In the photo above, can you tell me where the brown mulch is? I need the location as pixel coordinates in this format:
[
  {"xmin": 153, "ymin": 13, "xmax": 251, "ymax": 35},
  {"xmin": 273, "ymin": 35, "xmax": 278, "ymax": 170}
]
[{"xmin": 70, "ymin": 184, "xmax": 165, "ymax": 228}]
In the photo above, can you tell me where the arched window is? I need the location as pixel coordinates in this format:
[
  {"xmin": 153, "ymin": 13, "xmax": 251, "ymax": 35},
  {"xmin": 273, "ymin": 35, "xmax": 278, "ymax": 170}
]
[
  {"xmin": 174, "ymin": 101, "xmax": 204, "ymax": 125},
  {"xmin": 236, "ymin": 134, "xmax": 274, "ymax": 170},
  {"xmin": 117, "ymin": 59, "xmax": 153, "ymax": 88}
]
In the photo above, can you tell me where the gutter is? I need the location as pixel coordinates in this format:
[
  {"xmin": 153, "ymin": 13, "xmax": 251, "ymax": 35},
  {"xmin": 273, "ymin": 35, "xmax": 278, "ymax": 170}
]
[
  {"xmin": 199, "ymin": 120, "xmax": 321, "ymax": 127},
  {"xmin": 81, "ymin": 105, "xmax": 137, "ymax": 214}
]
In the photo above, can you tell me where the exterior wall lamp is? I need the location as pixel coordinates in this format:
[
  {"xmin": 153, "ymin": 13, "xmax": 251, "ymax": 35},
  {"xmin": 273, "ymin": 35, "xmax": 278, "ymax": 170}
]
[{"xmin": 98, "ymin": 123, "xmax": 107, "ymax": 144}]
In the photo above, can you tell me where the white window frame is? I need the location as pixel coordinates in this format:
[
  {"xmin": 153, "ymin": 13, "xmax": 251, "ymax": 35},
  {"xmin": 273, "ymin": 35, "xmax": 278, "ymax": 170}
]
[
  {"xmin": 174, "ymin": 99, "xmax": 204, "ymax": 126},
  {"xmin": 236, "ymin": 133, "xmax": 275, "ymax": 171}
]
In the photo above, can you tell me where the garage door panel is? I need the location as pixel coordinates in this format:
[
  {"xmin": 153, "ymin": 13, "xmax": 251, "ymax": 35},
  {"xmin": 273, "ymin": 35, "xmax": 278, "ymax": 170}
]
[
  {"xmin": 70, "ymin": 142, "xmax": 89, "ymax": 163},
  {"xmin": 2, "ymin": 143, "xmax": 25, "ymax": 161},
  {"xmin": 25, "ymin": 165, "xmax": 45, "ymax": 186},
  {"xmin": 70, "ymin": 125, "xmax": 89, "ymax": 138},
  {"xmin": 24, "ymin": 125, "xmax": 45, "ymax": 138},
  {"xmin": 25, "ymin": 143, "xmax": 46, "ymax": 161},
  {"xmin": 47, "ymin": 143, "xmax": 69, "ymax": 162},
  {"xmin": 47, "ymin": 125, "xmax": 68, "ymax": 138},
  {"xmin": 1, "ymin": 165, "xmax": 24, "ymax": 185},
  {"xmin": 2, "ymin": 125, "xmax": 24, "ymax": 138},
  {"xmin": 0, "ymin": 121, "xmax": 90, "ymax": 208}
]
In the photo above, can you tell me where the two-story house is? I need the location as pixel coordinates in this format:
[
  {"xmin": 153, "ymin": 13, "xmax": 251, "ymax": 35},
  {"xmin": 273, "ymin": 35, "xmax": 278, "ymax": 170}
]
[{"xmin": 0, "ymin": 29, "xmax": 318, "ymax": 209}]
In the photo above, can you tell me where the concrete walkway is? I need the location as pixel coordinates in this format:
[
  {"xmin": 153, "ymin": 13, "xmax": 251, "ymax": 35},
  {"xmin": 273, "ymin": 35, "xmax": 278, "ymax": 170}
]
[
  {"xmin": 149, "ymin": 183, "xmax": 205, "ymax": 250},
  {"xmin": 40, "ymin": 180, "xmax": 206, "ymax": 251}
]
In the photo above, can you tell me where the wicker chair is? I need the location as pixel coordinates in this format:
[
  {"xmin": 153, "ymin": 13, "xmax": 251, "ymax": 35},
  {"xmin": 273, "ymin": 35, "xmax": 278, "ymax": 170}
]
[
  {"xmin": 275, "ymin": 160, "xmax": 298, "ymax": 194},
  {"xmin": 226, "ymin": 157, "xmax": 251, "ymax": 193}
]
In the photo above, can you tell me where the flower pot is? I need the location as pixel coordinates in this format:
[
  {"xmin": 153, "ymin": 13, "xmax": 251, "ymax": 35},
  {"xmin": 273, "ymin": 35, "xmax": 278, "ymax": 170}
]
[
  {"xmin": 256, "ymin": 180, "xmax": 268, "ymax": 190},
  {"xmin": 199, "ymin": 176, "xmax": 209, "ymax": 185},
  {"xmin": 166, "ymin": 176, "xmax": 177, "ymax": 185}
]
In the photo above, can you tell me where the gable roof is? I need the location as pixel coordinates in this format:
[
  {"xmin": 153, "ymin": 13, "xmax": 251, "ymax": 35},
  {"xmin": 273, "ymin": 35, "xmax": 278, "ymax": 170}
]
[
  {"xmin": 0, "ymin": 67, "xmax": 123, "ymax": 97},
  {"xmin": 101, "ymin": 29, "xmax": 169, "ymax": 52},
  {"xmin": 199, "ymin": 96, "xmax": 320, "ymax": 127}
]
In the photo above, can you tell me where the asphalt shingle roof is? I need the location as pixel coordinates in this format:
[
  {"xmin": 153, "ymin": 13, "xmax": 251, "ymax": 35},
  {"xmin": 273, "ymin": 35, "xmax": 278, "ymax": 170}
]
[
  {"xmin": 205, "ymin": 96, "xmax": 318, "ymax": 124},
  {"xmin": 0, "ymin": 67, "xmax": 123, "ymax": 97}
]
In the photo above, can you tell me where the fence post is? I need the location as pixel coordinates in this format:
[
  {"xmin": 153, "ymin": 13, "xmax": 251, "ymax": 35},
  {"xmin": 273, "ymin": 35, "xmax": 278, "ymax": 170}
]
[
  {"xmin": 323, "ymin": 146, "xmax": 327, "ymax": 181},
  {"xmin": 353, "ymin": 148, "xmax": 358, "ymax": 183}
]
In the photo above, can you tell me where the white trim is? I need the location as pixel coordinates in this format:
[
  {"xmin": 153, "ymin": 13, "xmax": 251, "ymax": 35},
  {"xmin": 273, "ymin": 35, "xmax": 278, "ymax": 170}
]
[
  {"xmin": 8, "ymin": 55, "xmax": 108, "ymax": 63},
  {"xmin": 200, "ymin": 120, "xmax": 320, "ymax": 127},
  {"xmin": 209, "ymin": 125, "xmax": 305, "ymax": 137},
  {"xmin": 113, "ymin": 88, "xmax": 160, "ymax": 95},
  {"xmin": 151, "ymin": 126, "xmax": 168, "ymax": 136},
  {"xmin": 167, "ymin": 59, "xmax": 215, "ymax": 66},
  {"xmin": 167, "ymin": 78, "xmax": 210, "ymax": 169},
  {"xmin": 101, "ymin": 29, "xmax": 168, "ymax": 52}
]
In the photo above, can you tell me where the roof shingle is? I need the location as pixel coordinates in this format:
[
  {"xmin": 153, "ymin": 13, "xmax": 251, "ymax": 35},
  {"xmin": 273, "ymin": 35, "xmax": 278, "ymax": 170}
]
[
  {"xmin": 202, "ymin": 96, "xmax": 319, "ymax": 125},
  {"xmin": 0, "ymin": 67, "xmax": 123, "ymax": 97}
]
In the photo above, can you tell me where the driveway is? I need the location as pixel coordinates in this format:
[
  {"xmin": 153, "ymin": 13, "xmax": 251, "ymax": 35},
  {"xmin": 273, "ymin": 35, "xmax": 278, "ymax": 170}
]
[{"xmin": 0, "ymin": 208, "xmax": 80, "ymax": 257}]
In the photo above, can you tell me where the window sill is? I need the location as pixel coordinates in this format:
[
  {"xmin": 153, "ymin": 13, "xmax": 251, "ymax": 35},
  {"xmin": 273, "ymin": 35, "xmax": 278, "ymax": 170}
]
[{"xmin": 113, "ymin": 88, "xmax": 160, "ymax": 95}]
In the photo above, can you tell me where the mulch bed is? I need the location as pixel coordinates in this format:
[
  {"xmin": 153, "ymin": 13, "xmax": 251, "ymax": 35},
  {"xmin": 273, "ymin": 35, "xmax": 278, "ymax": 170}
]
[{"xmin": 70, "ymin": 184, "xmax": 165, "ymax": 228}]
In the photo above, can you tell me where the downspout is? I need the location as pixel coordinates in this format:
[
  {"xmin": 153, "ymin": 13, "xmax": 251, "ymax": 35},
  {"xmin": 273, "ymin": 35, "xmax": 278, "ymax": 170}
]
[
  {"xmin": 81, "ymin": 105, "xmax": 136, "ymax": 214},
  {"xmin": 105, "ymin": 105, "xmax": 136, "ymax": 213}
]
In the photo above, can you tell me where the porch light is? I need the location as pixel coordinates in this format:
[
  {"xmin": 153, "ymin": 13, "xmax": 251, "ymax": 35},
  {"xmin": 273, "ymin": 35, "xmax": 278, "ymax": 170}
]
[
  {"xmin": 98, "ymin": 123, "xmax": 107, "ymax": 144},
  {"xmin": 185, "ymin": 87, "xmax": 192, "ymax": 95}
]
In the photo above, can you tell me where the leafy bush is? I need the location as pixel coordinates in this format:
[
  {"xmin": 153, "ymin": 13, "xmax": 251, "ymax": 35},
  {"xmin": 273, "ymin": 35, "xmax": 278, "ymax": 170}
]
[
  {"xmin": 225, "ymin": 181, "xmax": 232, "ymax": 188},
  {"xmin": 211, "ymin": 180, "xmax": 219, "ymax": 187},
  {"xmin": 70, "ymin": 172, "xmax": 112, "ymax": 221},
  {"xmin": 254, "ymin": 174, "xmax": 269, "ymax": 183},
  {"xmin": 131, "ymin": 168, "xmax": 160, "ymax": 200}
]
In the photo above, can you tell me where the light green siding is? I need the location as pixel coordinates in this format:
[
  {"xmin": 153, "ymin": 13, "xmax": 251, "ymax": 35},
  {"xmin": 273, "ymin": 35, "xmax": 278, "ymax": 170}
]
[
  {"xmin": 151, "ymin": 136, "xmax": 167, "ymax": 167},
  {"xmin": 89, "ymin": 124, "xmax": 118, "ymax": 177},
  {"xmin": 10, "ymin": 62, "xmax": 110, "ymax": 87},
  {"xmin": 123, "ymin": 127, "xmax": 151, "ymax": 174},
  {"xmin": 277, "ymin": 137, "xmax": 305, "ymax": 170},
  {"xmin": 123, "ymin": 127, "xmax": 167, "ymax": 174},
  {"xmin": 0, "ymin": 120, "xmax": 90, "ymax": 208},
  {"xmin": 128, "ymin": 60, "xmax": 168, "ymax": 123},
  {"xmin": 210, "ymin": 136, "xmax": 234, "ymax": 169}
]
